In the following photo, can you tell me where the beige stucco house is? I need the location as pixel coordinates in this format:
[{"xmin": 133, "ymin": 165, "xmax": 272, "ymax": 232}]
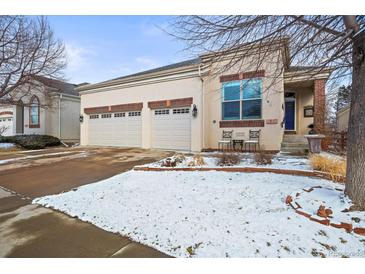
[
  {"xmin": 0, "ymin": 76, "xmax": 81, "ymax": 142},
  {"xmin": 77, "ymin": 40, "xmax": 331, "ymax": 152},
  {"xmin": 336, "ymin": 105, "xmax": 350, "ymax": 132}
]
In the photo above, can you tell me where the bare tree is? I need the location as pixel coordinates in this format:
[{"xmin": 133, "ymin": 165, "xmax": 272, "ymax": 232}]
[
  {"xmin": 0, "ymin": 16, "xmax": 66, "ymax": 105},
  {"xmin": 172, "ymin": 15, "xmax": 365, "ymax": 209}
]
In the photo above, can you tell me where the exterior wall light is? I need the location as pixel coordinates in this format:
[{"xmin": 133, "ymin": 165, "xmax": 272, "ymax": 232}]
[
  {"xmin": 79, "ymin": 115, "xmax": 84, "ymax": 123},
  {"xmin": 192, "ymin": 104, "xmax": 198, "ymax": 117}
]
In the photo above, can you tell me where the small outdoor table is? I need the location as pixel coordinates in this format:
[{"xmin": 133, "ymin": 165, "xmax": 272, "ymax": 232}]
[{"xmin": 232, "ymin": 139, "xmax": 244, "ymax": 151}]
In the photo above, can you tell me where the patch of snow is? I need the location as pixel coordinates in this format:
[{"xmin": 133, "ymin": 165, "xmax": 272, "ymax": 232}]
[
  {"xmin": 34, "ymin": 171, "xmax": 365, "ymax": 258},
  {"xmin": 0, "ymin": 143, "xmax": 15, "ymax": 149},
  {"xmin": 0, "ymin": 151, "xmax": 83, "ymax": 165}
]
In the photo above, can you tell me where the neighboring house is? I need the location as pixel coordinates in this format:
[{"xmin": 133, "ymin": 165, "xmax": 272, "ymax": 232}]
[
  {"xmin": 77, "ymin": 39, "xmax": 331, "ymax": 152},
  {"xmin": 0, "ymin": 76, "xmax": 81, "ymax": 142},
  {"xmin": 336, "ymin": 105, "xmax": 350, "ymax": 132}
]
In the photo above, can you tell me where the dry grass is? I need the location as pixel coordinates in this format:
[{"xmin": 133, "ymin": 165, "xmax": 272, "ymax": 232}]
[
  {"xmin": 309, "ymin": 154, "xmax": 346, "ymax": 182},
  {"xmin": 188, "ymin": 154, "xmax": 206, "ymax": 166},
  {"xmin": 216, "ymin": 153, "xmax": 241, "ymax": 166},
  {"xmin": 254, "ymin": 151, "xmax": 273, "ymax": 165}
]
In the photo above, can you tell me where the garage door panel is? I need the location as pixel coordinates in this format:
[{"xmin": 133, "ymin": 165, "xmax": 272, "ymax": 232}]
[
  {"xmin": 88, "ymin": 112, "xmax": 141, "ymax": 147},
  {"xmin": 152, "ymin": 108, "xmax": 191, "ymax": 150}
]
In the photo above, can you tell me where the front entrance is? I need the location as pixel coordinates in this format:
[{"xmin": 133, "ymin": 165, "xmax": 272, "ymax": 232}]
[
  {"xmin": 15, "ymin": 102, "xmax": 24, "ymax": 134},
  {"xmin": 284, "ymin": 92, "xmax": 296, "ymax": 131}
]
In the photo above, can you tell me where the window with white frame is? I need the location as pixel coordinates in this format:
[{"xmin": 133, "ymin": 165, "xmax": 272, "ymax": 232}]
[
  {"xmin": 155, "ymin": 109, "xmax": 169, "ymax": 115},
  {"xmin": 89, "ymin": 114, "xmax": 99, "ymax": 119},
  {"xmin": 222, "ymin": 78, "xmax": 262, "ymax": 120},
  {"xmin": 128, "ymin": 111, "xmax": 141, "ymax": 117},
  {"xmin": 101, "ymin": 113, "xmax": 112, "ymax": 118},
  {"xmin": 114, "ymin": 112, "xmax": 125, "ymax": 118},
  {"xmin": 173, "ymin": 108, "xmax": 190, "ymax": 114}
]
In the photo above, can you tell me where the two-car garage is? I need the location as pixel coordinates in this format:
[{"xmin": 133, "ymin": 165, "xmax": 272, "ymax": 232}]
[{"xmin": 84, "ymin": 101, "xmax": 193, "ymax": 151}]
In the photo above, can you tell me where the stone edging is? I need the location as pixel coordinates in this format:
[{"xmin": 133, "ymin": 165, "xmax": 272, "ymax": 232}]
[
  {"xmin": 285, "ymin": 187, "xmax": 365, "ymax": 237},
  {"xmin": 133, "ymin": 166, "xmax": 344, "ymax": 182}
]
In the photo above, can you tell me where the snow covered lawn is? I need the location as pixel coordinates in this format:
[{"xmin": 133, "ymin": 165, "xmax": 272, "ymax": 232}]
[
  {"xmin": 142, "ymin": 152, "xmax": 312, "ymax": 171},
  {"xmin": 33, "ymin": 170, "xmax": 365, "ymax": 258},
  {"xmin": 0, "ymin": 143, "xmax": 16, "ymax": 150}
]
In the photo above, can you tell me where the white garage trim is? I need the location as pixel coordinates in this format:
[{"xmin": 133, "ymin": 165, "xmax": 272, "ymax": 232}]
[
  {"xmin": 88, "ymin": 111, "xmax": 142, "ymax": 147},
  {"xmin": 152, "ymin": 107, "xmax": 191, "ymax": 151}
]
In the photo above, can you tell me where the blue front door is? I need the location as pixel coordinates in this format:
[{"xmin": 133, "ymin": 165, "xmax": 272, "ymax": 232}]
[{"xmin": 285, "ymin": 101, "xmax": 295, "ymax": 130}]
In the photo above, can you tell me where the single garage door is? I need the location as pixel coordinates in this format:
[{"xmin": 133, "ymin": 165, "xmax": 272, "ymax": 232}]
[
  {"xmin": 0, "ymin": 116, "xmax": 13, "ymax": 136},
  {"xmin": 152, "ymin": 107, "xmax": 191, "ymax": 150},
  {"xmin": 88, "ymin": 111, "xmax": 142, "ymax": 147}
]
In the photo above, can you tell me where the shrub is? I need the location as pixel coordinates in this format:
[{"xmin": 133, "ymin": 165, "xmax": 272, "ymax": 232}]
[
  {"xmin": 0, "ymin": 134, "xmax": 60, "ymax": 150},
  {"xmin": 161, "ymin": 157, "xmax": 177, "ymax": 167},
  {"xmin": 188, "ymin": 154, "xmax": 206, "ymax": 166},
  {"xmin": 216, "ymin": 153, "xmax": 241, "ymax": 166},
  {"xmin": 254, "ymin": 151, "xmax": 273, "ymax": 165},
  {"xmin": 173, "ymin": 153, "xmax": 186, "ymax": 164},
  {"xmin": 310, "ymin": 154, "xmax": 346, "ymax": 182}
]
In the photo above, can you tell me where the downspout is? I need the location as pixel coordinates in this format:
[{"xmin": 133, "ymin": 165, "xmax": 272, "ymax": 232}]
[
  {"xmin": 58, "ymin": 93, "xmax": 62, "ymax": 140},
  {"xmin": 198, "ymin": 63, "xmax": 205, "ymax": 150}
]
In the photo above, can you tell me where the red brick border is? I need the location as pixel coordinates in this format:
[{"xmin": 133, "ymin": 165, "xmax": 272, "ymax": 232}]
[
  {"xmin": 84, "ymin": 102, "xmax": 143, "ymax": 114},
  {"xmin": 133, "ymin": 166, "xmax": 344, "ymax": 182},
  {"xmin": 219, "ymin": 120, "xmax": 265, "ymax": 128},
  {"xmin": 148, "ymin": 97, "xmax": 193, "ymax": 109},
  {"xmin": 220, "ymin": 70, "xmax": 265, "ymax": 83},
  {"xmin": 286, "ymin": 188, "xmax": 365, "ymax": 236}
]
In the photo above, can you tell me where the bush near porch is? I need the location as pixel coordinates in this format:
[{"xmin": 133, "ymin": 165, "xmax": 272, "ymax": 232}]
[
  {"xmin": 0, "ymin": 134, "xmax": 61, "ymax": 149},
  {"xmin": 309, "ymin": 154, "xmax": 346, "ymax": 182}
]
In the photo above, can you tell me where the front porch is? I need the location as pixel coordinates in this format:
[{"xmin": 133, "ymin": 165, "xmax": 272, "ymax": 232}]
[{"xmin": 281, "ymin": 67, "xmax": 330, "ymax": 153}]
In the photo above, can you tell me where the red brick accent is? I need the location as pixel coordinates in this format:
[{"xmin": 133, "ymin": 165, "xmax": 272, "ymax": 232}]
[
  {"xmin": 353, "ymin": 227, "xmax": 365, "ymax": 236},
  {"xmin": 219, "ymin": 120, "xmax": 265, "ymax": 128},
  {"xmin": 133, "ymin": 166, "xmax": 341, "ymax": 181},
  {"xmin": 313, "ymin": 79, "xmax": 326, "ymax": 133},
  {"xmin": 295, "ymin": 209, "xmax": 311, "ymax": 218},
  {"xmin": 0, "ymin": 111, "xmax": 13, "ymax": 116},
  {"xmin": 285, "ymin": 195, "xmax": 293, "ymax": 204},
  {"xmin": 309, "ymin": 216, "xmax": 330, "ymax": 226},
  {"xmin": 220, "ymin": 70, "xmax": 265, "ymax": 82},
  {"xmin": 147, "ymin": 97, "xmax": 193, "ymax": 109},
  {"xmin": 330, "ymin": 222, "xmax": 353, "ymax": 233},
  {"xmin": 84, "ymin": 102, "xmax": 143, "ymax": 114}
]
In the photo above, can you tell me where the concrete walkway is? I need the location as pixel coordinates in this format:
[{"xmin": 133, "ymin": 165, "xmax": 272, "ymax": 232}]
[{"xmin": 0, "ymin": 147, "xmax": 172, "ymax": 258}]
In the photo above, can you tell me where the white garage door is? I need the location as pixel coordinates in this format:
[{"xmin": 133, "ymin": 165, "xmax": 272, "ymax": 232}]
[
  {"xmin": 88, "ymin": 111, "xmax": 142, "ymax": 147},
  {"xmin": 0, "ymin": 116, "xmax": 13, "ymax": 136},
  {"xmin": 152, "ymin": 107, "xmax": 191, "ymax": 150}
]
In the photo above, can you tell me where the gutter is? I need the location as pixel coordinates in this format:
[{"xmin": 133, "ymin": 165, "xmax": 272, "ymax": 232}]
[
  {"xmin": 58, "ymin": 93, "xmax": 62, "ymax": 140},
  {"xmin": 198, "ymin": 63, "xmax": 205, "ymax": 150}
]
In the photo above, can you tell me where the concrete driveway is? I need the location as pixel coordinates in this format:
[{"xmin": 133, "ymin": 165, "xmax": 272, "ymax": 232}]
[{"xmin": 0, "ymin": 146, "xmax": 172, "ymax": 258}]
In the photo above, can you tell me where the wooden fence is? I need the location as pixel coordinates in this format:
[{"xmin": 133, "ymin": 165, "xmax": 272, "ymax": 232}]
[{"xmin": 322, "ymin": 131, "xmax": 347, "ymax": 153}]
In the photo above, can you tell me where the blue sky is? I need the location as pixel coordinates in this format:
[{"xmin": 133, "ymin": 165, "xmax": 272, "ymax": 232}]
[{"xmin": 48, "ymin": 16, "xmax": 191, "ymax": 84}]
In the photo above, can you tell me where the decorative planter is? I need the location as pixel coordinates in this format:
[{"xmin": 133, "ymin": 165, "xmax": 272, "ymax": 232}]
[{"xmin": 305, "ymin": 134, "xmax": 325, "ymax": 153}]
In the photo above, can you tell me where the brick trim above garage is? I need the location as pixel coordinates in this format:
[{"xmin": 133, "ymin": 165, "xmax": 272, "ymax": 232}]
[
  {"xmin": 84, "ymin": 102, "xmax": 143, "ymax": 114},
  {"xmin": 219, "ymin": 120, "xmax": 265, "ymax": 128},
  {"xmin": 220, "ymin": 70, "xmax": 265, "ymax": 83},
  {"xmin": 148, "ymin": 97, "xmax": 193, "ymax": 109},
  {"xmin": 0, "ymin": 111, "xmax": 13, "ymax": 116}
]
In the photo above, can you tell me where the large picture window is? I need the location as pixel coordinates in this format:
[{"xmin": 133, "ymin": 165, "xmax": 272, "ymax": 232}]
[
  {"xmin": 29, "ymin": 96, "xmax": 40, "ymax": 127},
  {"xmin": 222, "ymin": 78, "xmax": 262, "ymax": 120}
]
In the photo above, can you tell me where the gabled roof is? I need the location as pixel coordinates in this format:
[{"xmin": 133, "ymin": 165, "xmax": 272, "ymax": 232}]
[
  {"xmin": 109, "ymin": 58, "xmax": 201, "ymax": 83},
  {"xmin": 33, "ymin": 76, "xmax": 79, "ymax": 96}
]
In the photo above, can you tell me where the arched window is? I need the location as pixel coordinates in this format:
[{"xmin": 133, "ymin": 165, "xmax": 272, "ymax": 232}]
[{"xmin": 29, "ymin": 96, "xmax": 40, "ymax": 128}]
